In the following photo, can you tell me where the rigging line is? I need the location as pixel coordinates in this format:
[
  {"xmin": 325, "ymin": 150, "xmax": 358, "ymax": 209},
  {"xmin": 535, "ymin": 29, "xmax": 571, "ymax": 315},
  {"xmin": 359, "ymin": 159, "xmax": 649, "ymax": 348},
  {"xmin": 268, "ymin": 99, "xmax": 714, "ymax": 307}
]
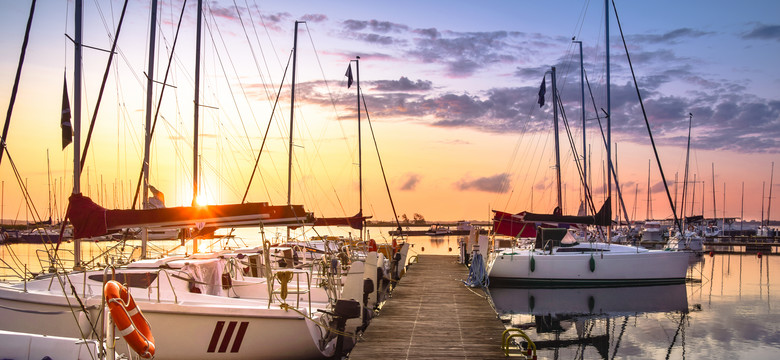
[
  {"xmin": 303, "ymin": 23, "xmax": 352, "ymax": 156},
  {"xmin": 242, "ymin": 50, "xmax": 293, "ymax": 203},
  {"xmin": 556, "ymin": 90, "xmax": 598, "ymax": 217},
  {"xmin": 130, "ymin": 0, "xmax": 188, "ymax": 210},
  {"xmin": 203, "ymin": 6, "xmax": 255, "ymax": 157},
  {"xmin": 361, "ymin": 88, "xmax": 402, "ymax": 230},
  {"xmin": 247, "ymin": 0, "xmax": 290, "ymax": 137},
  {"xmin": 611, "ymin": 0, "xmax": 681, "ymax": 233},
  {"xmin": 80, "ymin": 0, "xmax": 129, "ymax": 173},
  {"xmin": 497, "ymin": 87, "xmax": 547, "ymax": 211},
  {"xmin": 233, "ymin": 0, "xmax": 281, "ymax": 133},
  {"xmin": 0, "ymin": 0, "xmax": 36, "ymax": 166}
]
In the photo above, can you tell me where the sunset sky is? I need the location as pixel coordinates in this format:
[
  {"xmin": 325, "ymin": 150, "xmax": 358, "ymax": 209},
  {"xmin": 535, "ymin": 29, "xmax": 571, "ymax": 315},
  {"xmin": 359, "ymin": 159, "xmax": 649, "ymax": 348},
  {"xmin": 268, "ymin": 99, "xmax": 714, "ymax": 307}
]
[{"xmin": 0, "ymin": 0, "xmax": 778, "ymax": 225}]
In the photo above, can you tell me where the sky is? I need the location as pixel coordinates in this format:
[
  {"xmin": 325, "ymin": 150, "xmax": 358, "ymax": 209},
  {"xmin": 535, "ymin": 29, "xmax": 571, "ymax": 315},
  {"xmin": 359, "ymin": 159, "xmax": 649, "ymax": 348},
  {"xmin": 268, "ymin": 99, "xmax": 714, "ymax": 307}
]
[{"xmin": 0, "ymin": 0, "xmax": 778, "ymax": 225}]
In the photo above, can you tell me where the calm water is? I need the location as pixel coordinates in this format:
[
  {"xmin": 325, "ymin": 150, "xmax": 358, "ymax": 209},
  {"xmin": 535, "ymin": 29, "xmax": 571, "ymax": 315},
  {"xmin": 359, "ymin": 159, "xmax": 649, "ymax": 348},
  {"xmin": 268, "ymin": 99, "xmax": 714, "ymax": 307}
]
[{"xmin": 2, "ymin": 229, "xmax": 778, "ymax": 359}]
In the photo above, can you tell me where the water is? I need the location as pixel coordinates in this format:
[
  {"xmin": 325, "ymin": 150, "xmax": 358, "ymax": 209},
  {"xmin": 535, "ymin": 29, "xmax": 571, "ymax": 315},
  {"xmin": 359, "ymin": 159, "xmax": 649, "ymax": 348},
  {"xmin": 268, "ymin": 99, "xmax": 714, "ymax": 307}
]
[
  {"xmin": 2, "ymin": 230, "xmax": 778, "ymax": 359},
  {"xmin": 490, "ymin": 253, "xmax": 779, "ymax": 360}
]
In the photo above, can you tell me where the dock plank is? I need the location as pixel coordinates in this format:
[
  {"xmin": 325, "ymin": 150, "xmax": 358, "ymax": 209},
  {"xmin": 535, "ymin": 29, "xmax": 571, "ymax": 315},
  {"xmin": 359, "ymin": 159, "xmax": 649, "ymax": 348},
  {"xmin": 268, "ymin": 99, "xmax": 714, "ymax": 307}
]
[{"xmin": 347, "ymin": 255, "xmax": 508, "ymax": 359}]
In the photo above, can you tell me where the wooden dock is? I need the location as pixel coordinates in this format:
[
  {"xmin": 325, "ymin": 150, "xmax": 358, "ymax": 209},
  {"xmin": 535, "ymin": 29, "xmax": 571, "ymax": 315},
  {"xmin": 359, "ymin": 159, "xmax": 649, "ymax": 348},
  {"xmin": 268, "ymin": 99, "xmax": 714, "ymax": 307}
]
[{"xmin": 347, "ymin": 255, "xmax": 508, "ymax": 359}]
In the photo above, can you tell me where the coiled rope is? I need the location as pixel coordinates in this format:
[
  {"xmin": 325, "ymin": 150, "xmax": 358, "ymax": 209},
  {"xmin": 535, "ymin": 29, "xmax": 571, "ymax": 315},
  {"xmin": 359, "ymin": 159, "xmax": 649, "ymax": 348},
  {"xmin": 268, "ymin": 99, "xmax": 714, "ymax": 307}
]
[{"xmin": 464, "ymin": 252, "xmax": 489, "ymax": 288}]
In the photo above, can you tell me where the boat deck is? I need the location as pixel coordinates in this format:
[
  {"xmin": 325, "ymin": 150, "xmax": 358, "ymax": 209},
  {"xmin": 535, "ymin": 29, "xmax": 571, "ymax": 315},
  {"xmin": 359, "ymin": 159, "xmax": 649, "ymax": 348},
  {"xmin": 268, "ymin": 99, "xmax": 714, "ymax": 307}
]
[{"xmin": 347, "ymin": 255, "xmax": 507, "ymax": 359}]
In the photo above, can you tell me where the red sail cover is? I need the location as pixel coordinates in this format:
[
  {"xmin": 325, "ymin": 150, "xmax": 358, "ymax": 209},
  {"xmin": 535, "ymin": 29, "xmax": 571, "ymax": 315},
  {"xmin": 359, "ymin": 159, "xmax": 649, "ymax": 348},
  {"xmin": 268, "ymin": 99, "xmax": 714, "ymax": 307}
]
[
  {"xmin": 68, "ymin": 193, "xmax": 312, "ymax": 239},
  {"xmin": 492, "ymin": 199, "xmax": 612, "ymax": 237},
  {"xmin": 492, "ymin": 210, "xmax": 538, "ymax": 238},
  {"xmin": 313, "ymin": 212, "xmax": 372, "ymax": 230}
]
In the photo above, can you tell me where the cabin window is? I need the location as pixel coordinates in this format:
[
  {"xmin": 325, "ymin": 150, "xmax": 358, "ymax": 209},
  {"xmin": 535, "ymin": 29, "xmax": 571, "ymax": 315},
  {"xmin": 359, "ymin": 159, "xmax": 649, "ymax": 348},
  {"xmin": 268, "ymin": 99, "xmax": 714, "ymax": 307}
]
[
  {"xmin": 88, "ymin": 272, "xmax": 158, "ymax": 289},
  {"xmin": 554, "ymin": 248, "xmax": 610, "ymax": 253}
]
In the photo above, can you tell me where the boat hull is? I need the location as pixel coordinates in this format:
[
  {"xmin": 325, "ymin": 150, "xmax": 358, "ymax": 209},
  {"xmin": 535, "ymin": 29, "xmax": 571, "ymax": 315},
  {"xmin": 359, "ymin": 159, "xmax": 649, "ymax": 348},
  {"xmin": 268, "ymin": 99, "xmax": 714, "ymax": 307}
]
[
  {"xmin": 488, "ymin": 248, "xmax": 690, "ymax": 287},
  {"xmin": 0, "ymin": 286, "xmax": 334, "ymax": 359}
]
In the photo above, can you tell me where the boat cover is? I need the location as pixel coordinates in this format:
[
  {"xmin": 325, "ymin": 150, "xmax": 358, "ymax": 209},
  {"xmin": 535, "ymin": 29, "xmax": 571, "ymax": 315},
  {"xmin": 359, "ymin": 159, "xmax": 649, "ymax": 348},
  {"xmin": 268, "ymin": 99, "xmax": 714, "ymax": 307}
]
[
  {"xmin": 67, "ymin": 193, "xmax": 313, "ymax": 239},
  {"xmin": 313, "ymin": 211, "xmax": 372, "ymax": 230},
  {"xmin": 492, "ymin": 198, "xmax": 611, "ymax": 237}
]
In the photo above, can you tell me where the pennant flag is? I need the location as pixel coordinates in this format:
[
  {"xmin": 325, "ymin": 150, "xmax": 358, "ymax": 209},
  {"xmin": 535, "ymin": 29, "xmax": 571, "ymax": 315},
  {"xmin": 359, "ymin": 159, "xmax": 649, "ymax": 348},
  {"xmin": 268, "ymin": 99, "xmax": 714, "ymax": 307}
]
[
  {"xmin": 345, "ymin": 65, "xmax": 353, "ymax": 88},
  {"xmin": 61, "ymin": 74, "xmax": 73, "ymax": 149},
  {"xmin": 537, "ymin": 75, "xmax": 546, "ymax": 108}
]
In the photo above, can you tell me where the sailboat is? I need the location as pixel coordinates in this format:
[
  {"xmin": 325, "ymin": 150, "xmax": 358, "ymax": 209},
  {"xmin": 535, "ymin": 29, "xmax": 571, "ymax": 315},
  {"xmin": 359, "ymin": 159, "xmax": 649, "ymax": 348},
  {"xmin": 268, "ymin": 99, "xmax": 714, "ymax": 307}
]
[
  {"xmin": 0, "ymin": 4, "xmax": 372, "ymax": 359},
  {"xmin": 486, "ymin": 1, "xmax": 690, "ymax": 286}
]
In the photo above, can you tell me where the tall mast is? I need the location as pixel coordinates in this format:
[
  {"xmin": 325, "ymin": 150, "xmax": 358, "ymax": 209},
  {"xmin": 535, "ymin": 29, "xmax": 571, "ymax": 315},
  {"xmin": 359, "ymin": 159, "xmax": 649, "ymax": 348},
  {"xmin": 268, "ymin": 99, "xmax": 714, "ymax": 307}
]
[
  {"xmin": 573, "ymin": 39, "xmax": 586, "ymax": 205},
  {"xmin": 355, "ymin": 56, "xmax": 363, "ymax": 240},
  {"xmin": 287, "ymin": 21, "xmax": 302, "ymax": 240},
  {"xmin": 551, "ymin": 67, "xmax": 562, "ymax": 211},
  {"xmin": 605, "ymin": 0, "xmax": 612, "ymax": 238},
  {"xmin": 141, "ymin": 0, "xmax": 158, "ymax": 258},
  {"xmin": 191, "ymin": 0, "xmax": 203, "ymax": 253},
  {"xmin": 72, "ymin": 0, "xmax": 83, "ymax": 268},
  {"xmin": 192, "ymin": 0, "xmax": 203, "ymax": 206}
]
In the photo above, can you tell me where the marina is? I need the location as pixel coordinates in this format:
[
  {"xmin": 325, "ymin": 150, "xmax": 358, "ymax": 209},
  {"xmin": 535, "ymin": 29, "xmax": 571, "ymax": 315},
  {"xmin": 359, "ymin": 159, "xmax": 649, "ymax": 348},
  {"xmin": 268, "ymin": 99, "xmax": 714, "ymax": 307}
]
[{"xmin": 1, "ymin": 0, "xmax": 779, "ymax": 359}]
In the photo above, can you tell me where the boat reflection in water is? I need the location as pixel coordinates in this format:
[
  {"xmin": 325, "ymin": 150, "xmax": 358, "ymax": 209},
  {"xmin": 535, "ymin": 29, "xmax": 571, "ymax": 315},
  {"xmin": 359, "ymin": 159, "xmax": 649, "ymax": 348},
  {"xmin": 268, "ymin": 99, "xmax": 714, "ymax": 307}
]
[{"xmin": 490, "ymin": 284, "xmax": 690, "ymax": 359}]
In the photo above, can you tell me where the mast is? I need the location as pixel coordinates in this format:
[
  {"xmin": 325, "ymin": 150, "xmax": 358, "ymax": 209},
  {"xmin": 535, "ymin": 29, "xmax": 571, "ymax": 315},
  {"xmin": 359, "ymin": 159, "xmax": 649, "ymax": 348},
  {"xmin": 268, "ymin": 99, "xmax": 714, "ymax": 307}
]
[
  {"xmin": 191, "ymin": 0, "xmax": 203, "ymax": 253},
  {"xmin": 72, "ymin": 0, "xmax": 83, "ymax": 268},
  {"xmin": 193, "ymin": 0, "xmax": 203, "ymax": 207},
  {"xmin": 768, "ymin": 161, "xmax": 774, "ymax": 226},
  {"xmin": 47, "ymin": 150, "xmax": 52, "ymax": 222},
  {"xmin": 551, "ymin": 66, "xmax": 562, "ymax": 211},
  {"xmin": 741, "ymin": 182, "xmax": 744, "ymax": 232},
  {"xmin": 355, "ymin": 56, "xmax": 363, "ymax": 240},
  {"xmin": 573, "ymin": 39, "xmax": 586, "ymax": 206},
  {"xmin": 141, "ymin": 0, "xmax": 158, "ymax": 258},
  {"xmin": 681, "ymin": 113, "xmax": 693, "ymax": 225},
  {"xmin": 712, "ymin": 163, "xmax": 717, "ymax": 220},
  {"xmin": 646, "ymin": 159, "xmax": 651, "ymax": 220},
  {"xmin": 605, "ymin": 0, "xmax": 612, "ymax": 239},
  {"xmin": 287, "ymin": 21, "xmax": 302, "ymax": 241}
]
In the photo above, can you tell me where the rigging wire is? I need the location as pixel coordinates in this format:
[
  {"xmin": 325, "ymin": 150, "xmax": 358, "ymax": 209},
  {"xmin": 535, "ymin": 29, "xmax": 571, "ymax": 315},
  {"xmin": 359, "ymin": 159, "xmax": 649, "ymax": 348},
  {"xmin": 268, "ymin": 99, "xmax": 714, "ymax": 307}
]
[
  {"xmin": 360, "ymin": 87, "xmax": 402, "ymax": 230},
  {"xmin": 611, "ymin": 0, "xmax": 682, "ymax": 232}
]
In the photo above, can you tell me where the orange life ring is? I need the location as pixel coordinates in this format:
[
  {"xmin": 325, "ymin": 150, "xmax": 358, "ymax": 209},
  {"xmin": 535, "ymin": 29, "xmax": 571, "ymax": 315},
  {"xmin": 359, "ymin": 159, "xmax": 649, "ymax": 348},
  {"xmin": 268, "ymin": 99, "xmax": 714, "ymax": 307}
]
[{"xmin": 104, "ymin": 280, "xmax": 156, "ymax": 359}]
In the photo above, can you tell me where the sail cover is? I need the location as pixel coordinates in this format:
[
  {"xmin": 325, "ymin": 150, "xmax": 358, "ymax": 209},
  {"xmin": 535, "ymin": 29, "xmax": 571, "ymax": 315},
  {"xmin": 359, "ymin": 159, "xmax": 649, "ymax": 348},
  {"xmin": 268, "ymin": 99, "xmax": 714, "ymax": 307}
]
[
  {"xmin": 68, "ymin": 193, "xmax": 313, "ymax": 239},
  {"xmin": 492, "ymin": 198, "xmax": 611, "ymax": 237},
  {"xmin": 492, "ymin": 210, "xmax": 538, "ymax": 238},
  {"xmin": 313, "ymin": 211, "xmax": 372, "ymax": 230}
]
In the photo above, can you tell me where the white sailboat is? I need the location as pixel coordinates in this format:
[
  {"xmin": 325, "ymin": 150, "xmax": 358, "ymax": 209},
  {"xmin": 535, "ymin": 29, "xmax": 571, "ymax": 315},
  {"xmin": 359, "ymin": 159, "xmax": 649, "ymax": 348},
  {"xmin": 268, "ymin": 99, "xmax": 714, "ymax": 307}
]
[{"xmin": 486, "ymin": 1, "xmax": 691, "ymax": 286}]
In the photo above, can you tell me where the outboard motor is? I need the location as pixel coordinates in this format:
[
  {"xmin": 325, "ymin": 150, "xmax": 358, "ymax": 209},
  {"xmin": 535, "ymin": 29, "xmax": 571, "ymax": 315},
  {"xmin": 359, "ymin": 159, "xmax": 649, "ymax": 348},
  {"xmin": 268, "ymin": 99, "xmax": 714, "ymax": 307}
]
[
  {"xmin": 332, "ymin": 299, "xmax": 361, "ymax": 356},
  {"xmin": 362, "ymin": 278, "xmax": 375, "ymax": 331}
]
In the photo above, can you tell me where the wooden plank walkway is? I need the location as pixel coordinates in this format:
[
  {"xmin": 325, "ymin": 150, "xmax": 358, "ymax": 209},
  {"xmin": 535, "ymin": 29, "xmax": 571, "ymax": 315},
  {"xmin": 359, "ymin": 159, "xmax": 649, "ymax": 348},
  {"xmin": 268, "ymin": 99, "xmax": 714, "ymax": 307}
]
[{"xmin": 347, "ymin": 255, "xmax": 508, "ymax": 359}]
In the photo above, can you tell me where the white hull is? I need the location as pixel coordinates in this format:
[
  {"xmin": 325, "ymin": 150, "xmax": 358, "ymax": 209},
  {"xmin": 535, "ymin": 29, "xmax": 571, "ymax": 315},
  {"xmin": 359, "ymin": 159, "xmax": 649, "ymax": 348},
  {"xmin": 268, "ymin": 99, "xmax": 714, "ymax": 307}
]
[{"xmin": 488, "ymin": 243, "xmax": 690, "ymax": 286}]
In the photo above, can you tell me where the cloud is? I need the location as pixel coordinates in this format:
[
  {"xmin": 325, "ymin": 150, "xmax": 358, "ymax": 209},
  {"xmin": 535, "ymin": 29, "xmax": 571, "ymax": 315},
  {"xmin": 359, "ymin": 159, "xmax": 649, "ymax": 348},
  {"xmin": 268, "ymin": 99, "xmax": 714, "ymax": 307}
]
[
  {"xmin": 456, "ymin": 173, "xmax": 510, "ymax": 193},
  {"xmin": 343, "ymin": 19, "xmax": 409, "ymax": 33},
  {"xmin": 630, "ymin": 28, "xmax": 713, "ymax": 44},
  {"xmin": 373, "ymin": 77, "xmax": 432, "ymax": 92},
  {"xmin": 301, "ymin": 14, "xmax": 327, "ymax": 23},
  {"xmin": 742, "ymin": 24, "xmax": 780, "ymax": 41},
  {"xmin": 400, "ymin": 174, "xmax": 421, "ymax": 191}
]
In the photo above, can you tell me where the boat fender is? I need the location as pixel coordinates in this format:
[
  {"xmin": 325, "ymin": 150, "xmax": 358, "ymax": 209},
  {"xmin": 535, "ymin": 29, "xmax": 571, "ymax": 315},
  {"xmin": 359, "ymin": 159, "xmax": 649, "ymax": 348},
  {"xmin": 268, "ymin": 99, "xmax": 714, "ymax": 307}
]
[
  {"xmin": 528, "ymin": 295, "xmax": 535, "ymax": 311},
  {"xmin": 589, "ymin": 255, "xmax": 596, "ymax": 272},
  {"xmin": 368, "ymin": 239, "xmax": 378, "ymax": 252},
  {"xmin": 104, "ymin": 280, "xmax": 155, "ymax": 359},
  {"xmin": 588, "ymin": 296, "xmax": 595, "ymax": 313},
  {"xmin": 529, "ymin": 256, "xmax": 535, "ymax": 272}
]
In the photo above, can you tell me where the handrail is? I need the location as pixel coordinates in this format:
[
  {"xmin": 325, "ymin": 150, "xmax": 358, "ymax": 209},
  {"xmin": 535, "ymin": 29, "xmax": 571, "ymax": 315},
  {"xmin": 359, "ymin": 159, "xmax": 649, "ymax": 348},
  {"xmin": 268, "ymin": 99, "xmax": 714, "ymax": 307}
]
[
  {"xmin": 501, "ymin": 328, "xmax": 537, "ymax": 358},
  {"xmin": 155, "ymin": 269, "xmax": 179, "ymax": 304}
]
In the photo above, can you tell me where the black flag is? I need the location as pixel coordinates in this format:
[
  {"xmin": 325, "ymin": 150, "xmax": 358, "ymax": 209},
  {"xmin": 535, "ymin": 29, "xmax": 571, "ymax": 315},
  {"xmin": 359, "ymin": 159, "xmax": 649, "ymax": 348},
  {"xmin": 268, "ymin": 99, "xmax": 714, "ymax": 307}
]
[
  {"xmin": 537, "ymin": 75, "xmax": 546, "ymax": 108},
  {"xmin": 345, "ymin": 65, "xmax": 353, "ymax": 88},
  {"xmin": 61, "ymin": 74, "xmax": 73, "ymax": 149}
]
